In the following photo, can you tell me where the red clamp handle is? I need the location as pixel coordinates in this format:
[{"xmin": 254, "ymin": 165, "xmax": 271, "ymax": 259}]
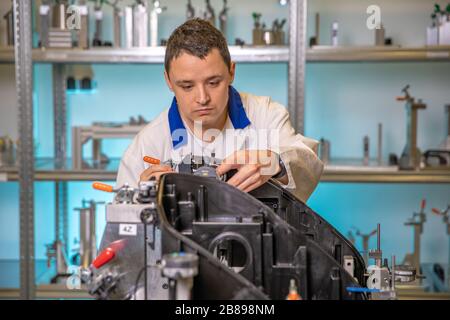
[{"xmin": 92, "ymin": 247, "xmax": 115, "ymax": 269}]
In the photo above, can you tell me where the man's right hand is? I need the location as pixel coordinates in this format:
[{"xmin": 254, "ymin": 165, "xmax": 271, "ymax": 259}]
[{"xmin": 139, "ymin": 164, "xmax": 173, "ymax": 182}]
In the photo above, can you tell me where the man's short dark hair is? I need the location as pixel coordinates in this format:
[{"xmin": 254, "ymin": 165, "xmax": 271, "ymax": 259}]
[{"xmin": 164, "ymin": 18, "xmax": 231, "ymax": 74}]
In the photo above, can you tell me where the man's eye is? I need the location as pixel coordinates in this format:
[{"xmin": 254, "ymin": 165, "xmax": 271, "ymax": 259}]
[
  {"xmin": 182, "ymin": 85, "xmax": 193, "ymax": 90},
  {"xmin": 209, "ymin": 81, "xmax": 219, "ymax": 87}
]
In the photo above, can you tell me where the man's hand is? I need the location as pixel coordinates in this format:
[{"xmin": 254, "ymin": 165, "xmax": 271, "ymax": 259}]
[
  {"xmin": 139, "ymin": 164, "xmax": 173, "ymax": 183},
  {"xmin": 216, "ymin": 150, "xmax": 284, "ymax": 193}
]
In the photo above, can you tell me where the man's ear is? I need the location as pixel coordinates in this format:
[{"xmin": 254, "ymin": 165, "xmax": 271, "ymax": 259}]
[
  {"xmin": 164, "ymin": 70, "xmax": 174, "ymax": 92},
  {"xmin": 229, "ymin": 61, "xmax": 236, "ymax": 84}
]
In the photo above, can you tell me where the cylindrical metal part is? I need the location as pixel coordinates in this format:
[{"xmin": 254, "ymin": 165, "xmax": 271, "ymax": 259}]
[
  {"xmin": 39, "ymin": 4, "xmax": 50, "ymax": 48},
  {"xmin": 133, "ymin": 3, "xmax": 148, "ymax": 47},
  {"xmin": 52, "ymin": 3, "xmax": 67, "ymax": 30},
  {"xmin": 377, "ymin": 223, "xmax": 381, "ymax": 252},
  {"xmin": 113, "ymin": 9, "xmax": 122, "ymax": 48},
  {"xmin": 78, "ymin": 5, "xmax": 89, "ymax": 49},
  {"xmin": 5, "ymin": 5, "xmax": 15, "ymax": 45},
  {"xmin": 377, "ymin": 123, "xmax": 382, "ymax": 166},
  {"xmin": 375, "ymin": 24, "xmax": 385, "ymax": 46},
  {"xmin": 315, "ymin": 13, "xmax": 320, "ymax": 44},
  {"xmin": 363, "ymin": 135, "xmax": 369, "ymax": 166},
  {"xmin": 93, "ymin": 9, "xmax": 103, "ymax": 45},
  {"xmin": 124, "ymin": 7, "xmax": 133, "ymax": 48},
  {"xmin": 446, "ymin": 104, "xmax": 450, "ymax": 136},
  {"xmin": 197, "ymin": 185, "xmax": 208, "ymax": 222},
  {"xmin": 319, "ymin": 138, "xmax": 330, "ymax": 164},
  {"xmin": 79, "ymin": 205, "xmax": 96, "ymax": 269}
]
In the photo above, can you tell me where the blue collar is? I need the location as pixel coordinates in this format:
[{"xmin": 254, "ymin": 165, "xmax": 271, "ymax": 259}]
[{"xmin": 168, "ymin": 86, "xmax": 251, "ymax": 149}]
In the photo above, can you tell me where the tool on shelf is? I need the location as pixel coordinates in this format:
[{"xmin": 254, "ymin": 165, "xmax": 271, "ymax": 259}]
[
  {"xmin": 150, "ymin": 0, "xmax": 167, "ymax": 47},
  {"xmin": 203, "ymin": 0, "xmax": 216, "ymax": 27},
  {"xmin": 186, "ymin": 0, "xmax": 195, "ymax": 20},
  {"xmin": 72, "ymin": 200, "xmax": 104, "ymax": 269},
  {"xmin": 72, "ymin": 117, "xmax": 148, "ymax": 170},
  {"xmin": 352, "ymin": 226, "xmax": 377, "ymax": 266},
  {"xmin": 219, "ymin": 0, "xmax": 229, "ymax": 37},
  {"xmin": 396, "ymin": 85, "xmax": 427, "ymax": 170}
]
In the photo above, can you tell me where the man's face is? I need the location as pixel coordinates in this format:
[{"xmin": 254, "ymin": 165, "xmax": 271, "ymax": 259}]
[{"xmin": 164, "ymin": 48, "xmax": 235, "ymax": 130}]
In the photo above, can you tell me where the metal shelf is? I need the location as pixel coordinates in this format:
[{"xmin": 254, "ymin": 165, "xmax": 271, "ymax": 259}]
[
  {"xmin": 0, "ymin": 46, "xmax": 289, "ymax": 64},
  {"xmin": 1, "ymin": 159, "xmax": 449, "ymax": 183},
  {"xmin": 3, "ymin": 46, "xmax": 450, "ymax": 64},
  {"xmin": 0, "ymin": 285, "xmax": 91, "ymax": 299},
  {"xmin": 322, "ymin": 166, "xmax": 450, "ymax": 183},
  {"xmin": 307, "ymin": 45, "xmax": 450, "ymax": 62}
]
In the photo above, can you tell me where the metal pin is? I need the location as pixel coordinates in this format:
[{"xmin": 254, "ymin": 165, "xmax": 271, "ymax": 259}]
[{"xmin": 377, "ymin": 123, "xmax": 382, "ymax": 166}]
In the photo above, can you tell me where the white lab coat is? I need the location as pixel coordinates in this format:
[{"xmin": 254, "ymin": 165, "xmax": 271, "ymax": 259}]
[{"xmin": 116, "ymin": 92, "xmax": 324, "ymax": 202}]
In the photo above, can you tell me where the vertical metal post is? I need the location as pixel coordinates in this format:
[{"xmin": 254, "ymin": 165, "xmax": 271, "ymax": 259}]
[
  {"xmin": 53, "ymin": 64, "xmax": 67, "ymax": 169},
  {"xmin": 53, "ymin": 64, "xmax": 69, "ymax": 257},
  {"xmin": 14, "ymin": 0, "xmax": 35, "ymax": 300},
  {"xmin": 288, "ymin": 0, "xmax": 307, "ymax": 134},
  {"xmin": 55, "ymin": 182, "xmax": 69, "ymax": 258}
]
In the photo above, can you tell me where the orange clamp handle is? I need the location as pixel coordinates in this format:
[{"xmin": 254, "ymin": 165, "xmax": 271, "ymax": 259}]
[
  {"xmin": 432, "ymin": 208, "xmax": 441, "ymax": 215},
  {"xmin": 287, "ymin": 291, "xmax": 302, "ymax": 300},
  {"xmin": 92, "ymin": 182, "xmax": 114, "ymax": 193},
  {"xmin": 143, "ymin": 156, "xmax": 160, "ymax": 165}
]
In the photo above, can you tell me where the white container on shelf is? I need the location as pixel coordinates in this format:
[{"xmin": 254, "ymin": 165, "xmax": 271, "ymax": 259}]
[
  {"xmin": 124, "ymin": 7, "xmax": 133, "ymax": 48},
  {"xmin": 440, "ymin": 17, "xmax": 450, "ymax": 45},
  {"xmin": 427, "ymin": 26, "xmax": 439, "ymax": 46}
]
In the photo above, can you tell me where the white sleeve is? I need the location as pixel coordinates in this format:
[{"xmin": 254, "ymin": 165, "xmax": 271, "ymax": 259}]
[
  {"xmin": 266, "ymin": 100, "xmax": 324, "ymax": 203},
  {"xmin": 116, "ymin": 133, "xmax": 146, "ymax": 189}
]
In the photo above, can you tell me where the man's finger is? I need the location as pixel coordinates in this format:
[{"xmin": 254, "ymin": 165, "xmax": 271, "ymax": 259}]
[
  {"xmin": 243, "ymin": 179, "xmax": 266, "ymax": 193},
  {"xmin": 216, "ymin": 161, "xmax": 241, "ymax": 176},
  {"xmin": 236, "ymin": 172, "xmax": 261, "ymax": 191},
  {"xmin": 227, "ymin": 164, "xmax": 259, "ymax": 187},
  {"xmin": 151, "ymin": 171, "xmax": 170, "ymax": 181},
  {"xmin": 140, "ymin": 165, "xmax": 173, "ymax": 182},
  {"xmin": 144, "ymin": 165, "xmax": 172, "ymax": 175}
]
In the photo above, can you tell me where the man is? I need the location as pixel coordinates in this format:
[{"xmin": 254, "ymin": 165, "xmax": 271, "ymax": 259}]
[{"xmin": 117, "ymin": 18, "xmax": 323, "ymax": 203}]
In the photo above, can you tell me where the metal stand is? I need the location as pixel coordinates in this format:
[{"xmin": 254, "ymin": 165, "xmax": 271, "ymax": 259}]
[
  {"xmin": 74, "ymin": 200, "xmax": 103, "ymax": 269},
  {"xmin": 402, "ymin": 199, "xmax": 427, "ymax": 283},
  {"xmin": 396, "ymin": 85, "xmax": 427, "ymax": 170},
  {"xmin": 353, "ymin": 227, "xmax": 377, "ymax": 266}
]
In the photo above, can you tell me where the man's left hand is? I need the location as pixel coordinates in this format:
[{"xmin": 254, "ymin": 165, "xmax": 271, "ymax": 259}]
[{"xmin": 216, "ymin": 150, "xmax": 284, "ymax": 193}]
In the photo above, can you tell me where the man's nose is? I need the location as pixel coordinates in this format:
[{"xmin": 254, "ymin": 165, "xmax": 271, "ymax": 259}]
[{"xmin": 196, "ymin": 85, "xmax": 210, "ymax": 105}]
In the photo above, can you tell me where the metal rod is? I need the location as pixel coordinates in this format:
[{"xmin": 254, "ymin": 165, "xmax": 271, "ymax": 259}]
[
  {"xmin": 377, "ymin": 123, "xmax": 382, "ymax": 166},
  {"xmin": 377, "ymin": 223, "xmax": 381, "ymax": 251},
  {"xmin": 288, "ymin": 0, "xmax": 307, "ymax": 134},
  {"xmin": 14, "ymin": 0, "xmax": 35, "ymax": 300},
  {"xmin": 391, "ymin": 255, "xmax": 396, "ymax": 290}
]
